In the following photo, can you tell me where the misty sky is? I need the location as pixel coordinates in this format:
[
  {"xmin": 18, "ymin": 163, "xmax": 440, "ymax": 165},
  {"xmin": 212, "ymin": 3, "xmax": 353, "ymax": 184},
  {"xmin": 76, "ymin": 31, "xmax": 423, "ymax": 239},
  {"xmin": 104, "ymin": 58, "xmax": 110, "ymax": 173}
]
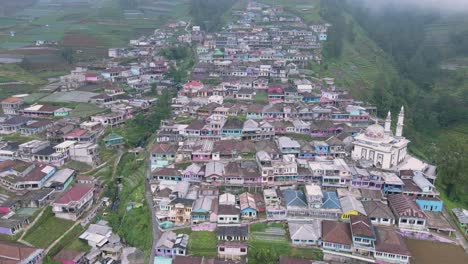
[{"xmin": 357, "ymin": 0, "xmax": 468, "ymax": 13}]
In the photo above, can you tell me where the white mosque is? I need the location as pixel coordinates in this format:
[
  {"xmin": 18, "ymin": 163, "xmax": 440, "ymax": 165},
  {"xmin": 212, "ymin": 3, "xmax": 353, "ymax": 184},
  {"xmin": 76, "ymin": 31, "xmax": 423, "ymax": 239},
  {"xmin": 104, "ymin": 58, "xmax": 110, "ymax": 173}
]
[{"xmin": 351, "ymin": 106, "xmax": 410, "ymax": 170}]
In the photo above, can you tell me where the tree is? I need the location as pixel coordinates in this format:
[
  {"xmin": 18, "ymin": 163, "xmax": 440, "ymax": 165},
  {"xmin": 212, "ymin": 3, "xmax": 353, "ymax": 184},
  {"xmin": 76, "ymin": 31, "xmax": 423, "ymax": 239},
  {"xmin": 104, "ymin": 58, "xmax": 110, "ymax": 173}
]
[
  {"xmin": 252, "ymin": 248, "xmax": 278, "ymax": 264},
  {"xmin": 60, "ymin": 47, "xmax": 74, "ymax": 64}
]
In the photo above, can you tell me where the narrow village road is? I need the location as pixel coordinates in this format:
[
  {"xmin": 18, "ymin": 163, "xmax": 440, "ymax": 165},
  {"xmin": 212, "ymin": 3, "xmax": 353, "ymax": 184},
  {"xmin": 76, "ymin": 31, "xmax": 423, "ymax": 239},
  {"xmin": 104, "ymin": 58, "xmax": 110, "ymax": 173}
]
[
  {"xmin": 145, "ymin": 152, "xmax": 161, "ymax": 264},
  {"xmin": 442, "ymin": 208, "xmax": 468, "ymax": 254},
  {"xmin": 18, "ymin": 206, "xmax": 47, "ymax": 245}
]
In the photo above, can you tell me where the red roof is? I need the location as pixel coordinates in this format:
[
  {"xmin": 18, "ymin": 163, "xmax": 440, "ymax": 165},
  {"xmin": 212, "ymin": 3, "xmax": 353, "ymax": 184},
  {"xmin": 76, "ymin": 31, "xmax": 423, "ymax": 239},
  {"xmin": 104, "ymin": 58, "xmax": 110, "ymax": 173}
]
[
  {"xmin": 322, "ymin": 220, "xmax": 352, "ymax": 245},
  {"xmin": 1, "ymin": 97, "xmax": 22, "ymax": 104},
  {"xmin": 64, "ymin": 128, "xmax": 87, "ymax": 138},
  {"xmin": 55, "ymin": 184, "xmax": 94, "ymax": 204},
  {"xmin": 85, "ymin": 73, "xmax": 98, "ymax": 78},
  {"xmin": 184, "ymin": 80, "xmax": 203, "ymax": 87}
]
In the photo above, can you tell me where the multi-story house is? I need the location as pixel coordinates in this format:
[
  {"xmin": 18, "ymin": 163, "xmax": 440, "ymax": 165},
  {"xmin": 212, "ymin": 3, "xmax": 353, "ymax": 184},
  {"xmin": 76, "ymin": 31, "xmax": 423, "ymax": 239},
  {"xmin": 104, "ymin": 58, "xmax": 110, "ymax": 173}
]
[
  {"xmin": 52, "ymin": 184, "xmax": 94, "ymax": 221},
  {"xmin": 1, "ymin": 97, "xmax": 23, "ymax": 115},
  {"xmin": 374, "ymin": 227, "xmax": 411, "ymax": 264},
  {"xmin": 350, "ymin": 215, "xmax": 376, "ymax": 257},
  {"xmin": 322, "ymin": 220, "xmax": 353, "ymax": 253},
  {"xmin": 388, "ymin": 194, "xmax": 426, "ymax": 231},
  {"xmin": 168, "ymin": 198, "xmax": 194, "ymax": 224},
  {"xmin": 304, "ymin": 184, "xmax": 323, "ymax": 209},
  {"xmin": 349, "ymin": 167, "xmax": 385, "ymax": 190},
  {"xmin": 308, "ymin": 159, "xmax": 350, "ymax": 188},
  {"xmin": 150, "ymin": 143, "xmax": 178, "ymax": 169}
]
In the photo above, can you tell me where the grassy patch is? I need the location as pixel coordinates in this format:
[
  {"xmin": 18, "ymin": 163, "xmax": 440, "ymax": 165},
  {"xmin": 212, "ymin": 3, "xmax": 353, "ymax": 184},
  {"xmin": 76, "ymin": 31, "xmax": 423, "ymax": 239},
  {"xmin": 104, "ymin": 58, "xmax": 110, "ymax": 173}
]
[
  {"xmin": 69, "ymin": 103, "xmax": 108, "ymax": 118},
  {"xmin": 188, "ymin": 231, "xmax": 218, "ymax": 257},
  {"xmin": 47, "ymin": 224, "xmax": 89, "ymax": 258},
  {"xmin": 253, "ymin": 90, "xmax": 268, "ymax": 104},
  {"xmin": 23, "ymin": 93, "xmax": 49, "ymax": 103},
  {"xmin": 250, "ymin": 222, "xmax": 285, "ymax": 232},
  {"xmin": 1, "ymin": 133, "xmax": 38, "ymax": 143},
  {"xmin": 23, "ymin": 207, "xmax": 74, "ymax": 248},
  {"xmin": 65, "ymin": 160, "xmax": 92, "ymax": 173},
  {"xmin": 0, "ymin": 64, "xmax": 46, "ymax": 85},
  {"xmin": 105, "ymin": 153, "xmax": 151, "ymax": 255}
]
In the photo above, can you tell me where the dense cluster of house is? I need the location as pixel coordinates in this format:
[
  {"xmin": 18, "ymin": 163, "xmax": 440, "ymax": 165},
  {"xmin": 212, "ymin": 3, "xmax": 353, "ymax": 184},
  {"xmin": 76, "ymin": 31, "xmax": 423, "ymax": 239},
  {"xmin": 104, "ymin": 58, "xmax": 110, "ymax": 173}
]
[{"xmin": 145, "ymin": 2, "xmax": 457, "ymax": 263}]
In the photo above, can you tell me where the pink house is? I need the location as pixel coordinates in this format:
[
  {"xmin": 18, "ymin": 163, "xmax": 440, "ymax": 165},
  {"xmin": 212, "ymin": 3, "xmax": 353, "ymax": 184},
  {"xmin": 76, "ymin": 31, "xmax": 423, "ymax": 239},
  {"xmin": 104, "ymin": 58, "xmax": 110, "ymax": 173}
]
[
  {"xmin": 190, "ymin": 140, "xmax": 214, "ymax": 161},
  {"xmin": 267, "ymin": 86, "xmax": 283, "ymax": 93},
  {"xmin": 85, "ymin": 73, "xmax": 99, "ymax": 82},
  {"xmin": 183, "ymin": 80, "xmax": 204, "ymax": 95}
]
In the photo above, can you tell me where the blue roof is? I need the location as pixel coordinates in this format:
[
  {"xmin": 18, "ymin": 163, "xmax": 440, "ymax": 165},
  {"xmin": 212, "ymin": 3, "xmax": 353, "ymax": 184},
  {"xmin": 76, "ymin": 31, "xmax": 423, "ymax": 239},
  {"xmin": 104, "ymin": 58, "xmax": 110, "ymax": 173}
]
[
  {"xmin": 322, "ymin": 191, "xmax": 341, "ymax": 209},
  {"xmin": 282, "ymin": 189, "xmax": 307, "ymax": 208}
]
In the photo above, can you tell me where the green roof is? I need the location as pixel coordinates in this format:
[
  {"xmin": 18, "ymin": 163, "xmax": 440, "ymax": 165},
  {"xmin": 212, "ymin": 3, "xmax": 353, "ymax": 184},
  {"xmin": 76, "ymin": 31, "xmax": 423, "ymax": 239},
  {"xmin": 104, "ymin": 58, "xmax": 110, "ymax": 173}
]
[
  {"xmin": 104, "ymin": 132, "xmax": 124, "ymax": 141},
  {"xmin": 213, "ymin": 49, "xmax": 224, "ymax": 56}
]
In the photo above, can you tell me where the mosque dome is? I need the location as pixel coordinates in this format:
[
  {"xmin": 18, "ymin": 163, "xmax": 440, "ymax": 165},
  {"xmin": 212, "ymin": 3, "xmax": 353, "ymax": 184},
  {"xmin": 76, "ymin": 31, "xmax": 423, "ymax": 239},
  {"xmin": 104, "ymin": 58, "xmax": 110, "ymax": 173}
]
[{"xmin": 365, "ymin": 123, "xmax": 385, "ymax": 139}]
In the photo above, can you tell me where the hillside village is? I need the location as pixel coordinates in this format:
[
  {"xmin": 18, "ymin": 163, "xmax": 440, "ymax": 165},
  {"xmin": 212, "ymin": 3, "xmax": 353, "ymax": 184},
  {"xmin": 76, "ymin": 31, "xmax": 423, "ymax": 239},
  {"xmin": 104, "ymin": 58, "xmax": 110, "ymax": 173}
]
[{"xmin": 0, "ymin": 1, "xmax": 467, "ymax": 264}]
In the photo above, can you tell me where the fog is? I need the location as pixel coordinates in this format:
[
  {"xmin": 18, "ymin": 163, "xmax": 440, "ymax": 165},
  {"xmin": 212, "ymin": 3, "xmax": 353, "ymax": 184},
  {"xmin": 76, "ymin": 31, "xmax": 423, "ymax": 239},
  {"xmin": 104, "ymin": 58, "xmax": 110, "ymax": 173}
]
[{"xmin": 355, "ymin": 0, "xmax": 468, "ymax": 13}]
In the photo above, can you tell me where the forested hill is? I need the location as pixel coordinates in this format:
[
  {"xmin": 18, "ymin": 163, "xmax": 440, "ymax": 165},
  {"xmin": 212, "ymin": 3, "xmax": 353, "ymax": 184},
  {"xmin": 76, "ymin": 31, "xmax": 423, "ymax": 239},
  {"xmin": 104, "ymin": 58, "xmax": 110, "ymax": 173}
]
[{"xmin": 315, "ymin": 0, "xmax": 468, "ymax": 206}]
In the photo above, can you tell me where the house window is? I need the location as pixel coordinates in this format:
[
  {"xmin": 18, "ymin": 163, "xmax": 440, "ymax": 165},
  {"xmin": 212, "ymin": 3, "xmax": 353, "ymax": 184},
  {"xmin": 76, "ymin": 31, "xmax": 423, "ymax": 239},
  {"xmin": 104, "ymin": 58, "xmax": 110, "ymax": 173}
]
[
  {"xmin": 417, "ymin": 220, "xmax": 424, "ymax": 225},
  {"xmin": 219, "ymin": 247, "xmax": 225, "ymax": 252},
  {"xmin": 401, "ymin": 219, "xmax": 407, "ymax": 223},
  {"xmin": 240, "ymin": 248, "xmax": 246, "ymax": 252}
]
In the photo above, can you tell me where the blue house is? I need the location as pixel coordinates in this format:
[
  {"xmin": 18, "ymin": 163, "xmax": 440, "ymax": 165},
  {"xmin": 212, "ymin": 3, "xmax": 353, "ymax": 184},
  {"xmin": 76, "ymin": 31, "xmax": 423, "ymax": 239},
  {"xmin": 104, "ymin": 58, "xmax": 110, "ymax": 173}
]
[
  {"xmin": 289, "ymin": 220, "xmax": 322, "ymax": 247},
  {"xmin": 350, "ymin": 215, "xmax": 376, "ymax": 255},
  {"xmin": 221, "ymin": 119, "xmax": 243, "ymax": 137},
  {"xmin": 277, "ymin": 137, "xmax": 301, "ymax": 155},
  {"xmin": 416, "ymin": 197, "xmax": 443, "ymax": 212},
  {"xmin": 191, "ymin": 196, "xmax": 216, "ymax": 224},
  {"xmin": 152, "ymin": 168, "xmax": 183, "ymax": 182},
  {"xmin": 150, "ymin": 143, "xmax": 178, "ymax": 170},
  {"xmin": 322, "ymin": 191, "xmax": 341, "ymax": 209},
  {"xmin": 240, "ymin": 192, "xmax": 258, "ymax": 218},
  {"xmin": 299, "ymin": 142, "xmax": 315, "ymax": 159},
  {"xmin": 302, "ymin": 93, "xmax": 321, "ymax": 103},
  {"xmin": 313, "ymin": 141, "xmax": 329, "ymax": 156},
  {"xmin": 382, "ymin": 172, "xmax": 404, "ymax": 194}
]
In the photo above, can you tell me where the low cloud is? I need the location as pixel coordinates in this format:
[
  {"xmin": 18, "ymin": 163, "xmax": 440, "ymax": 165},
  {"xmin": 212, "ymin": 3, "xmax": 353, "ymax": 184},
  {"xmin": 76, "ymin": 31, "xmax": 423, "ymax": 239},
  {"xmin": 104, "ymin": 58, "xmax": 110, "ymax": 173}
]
[{"xmin": 355, "ymin": 0, "xmax": 468, "ymax": 13}]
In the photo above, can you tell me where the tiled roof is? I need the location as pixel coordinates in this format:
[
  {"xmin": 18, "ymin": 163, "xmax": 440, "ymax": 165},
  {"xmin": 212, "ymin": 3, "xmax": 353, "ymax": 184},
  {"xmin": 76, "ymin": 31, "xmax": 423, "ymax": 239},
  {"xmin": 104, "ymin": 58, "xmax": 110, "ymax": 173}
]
[
  {"xmin": 322, "ymin": 220, "xmax": 352, "ymax": 245},
  {"xmin": 1, "ymin": 97, "xmax": 22, "ymax": 103},
  {"xmin": 218, "ymin": 204, "xmax": 240, "ymax": 215},
  {"xmin": 374, "ymin": 226, "xmax": 411, "ymax": 256},
  {"xmin": 0, "ymin": 241, "xmax": 41, "ymax": 262},
  {"xmin": 55, "ymin": 184, "xmax": 94, "ymax": 205},
  {"xmin": 151, "ymin": 143, "xmax": 178, "ymax": 153},
  {"xmin": 362, "ymin": 201, "xmax": 394, "ymax": 220},
  {"xmin": 350, "ymin": 215, "xmax": 375, "ymax": 239},
  {"xmin": 388, "ymin": 194, "xmax": 426, "ymax": 219}
]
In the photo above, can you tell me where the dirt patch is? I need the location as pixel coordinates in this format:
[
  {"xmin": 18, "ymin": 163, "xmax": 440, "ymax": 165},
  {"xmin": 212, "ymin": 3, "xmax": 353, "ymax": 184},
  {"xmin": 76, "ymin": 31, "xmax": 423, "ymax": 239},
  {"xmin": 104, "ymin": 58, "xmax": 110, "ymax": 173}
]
[
  {"xmin": 63, "ymin": 32, "xmax": 100, "ymax": 48},
  {"xmin": 0, "ymin": 47, "xmax": 59, "ymax": 55}
]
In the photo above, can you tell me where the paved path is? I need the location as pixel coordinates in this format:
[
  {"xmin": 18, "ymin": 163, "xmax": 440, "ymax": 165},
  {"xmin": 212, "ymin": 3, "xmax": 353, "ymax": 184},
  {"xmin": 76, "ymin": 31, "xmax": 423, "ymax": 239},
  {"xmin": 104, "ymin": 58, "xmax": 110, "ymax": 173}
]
[
  {"xmin": 146, "ymin": 150, "xmax": 161, "ymax": 264},
  {"xmin": 442, "ymin": 208, "xmax": 468, "ymax": 253},
  {"xmin": 18, "ymin": 206, "xmax": 47, "ymax": 244}
]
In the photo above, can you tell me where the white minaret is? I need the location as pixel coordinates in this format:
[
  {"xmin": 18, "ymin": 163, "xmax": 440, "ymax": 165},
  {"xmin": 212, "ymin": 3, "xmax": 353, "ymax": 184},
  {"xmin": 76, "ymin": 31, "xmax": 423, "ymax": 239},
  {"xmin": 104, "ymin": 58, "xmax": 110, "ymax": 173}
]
[
  {"xmin": 384, "ymin": 111, "xmax": 392, "ymax": 135},
  {"xmin": 396, "ymin": 106, "xmax": 404, "ymax": 137}
]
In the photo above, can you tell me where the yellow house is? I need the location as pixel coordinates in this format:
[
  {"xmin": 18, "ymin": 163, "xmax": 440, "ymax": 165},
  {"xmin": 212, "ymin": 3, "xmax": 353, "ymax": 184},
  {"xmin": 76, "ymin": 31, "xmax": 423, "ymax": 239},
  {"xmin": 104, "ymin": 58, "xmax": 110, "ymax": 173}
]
[{"xmin": 340, "ymin": 196, "xmax": 366, "ymax": 220}]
